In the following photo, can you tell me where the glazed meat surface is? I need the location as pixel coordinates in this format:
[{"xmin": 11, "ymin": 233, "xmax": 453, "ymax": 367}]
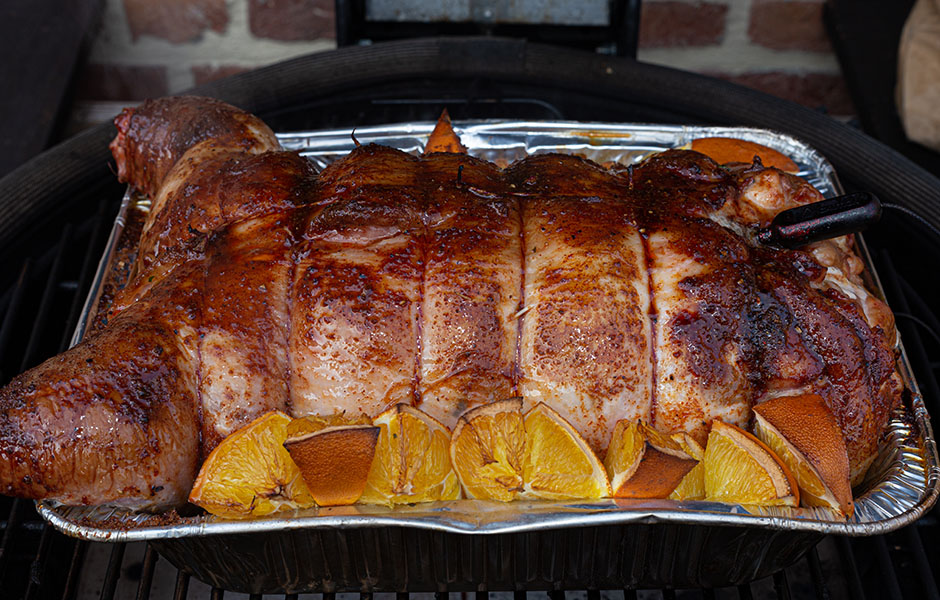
[{"xmin": 0, "ymin": 97, "xmax": 901, "ymax": 508}]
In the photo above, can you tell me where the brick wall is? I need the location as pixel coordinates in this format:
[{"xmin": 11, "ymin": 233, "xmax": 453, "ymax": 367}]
[
  {"xmin": 637, "ymin": 0, "xmax": 854, "ymax": 115},
  {"xmin": 69, "ymin": 0, "xmax": 853, "ymax": 130}
]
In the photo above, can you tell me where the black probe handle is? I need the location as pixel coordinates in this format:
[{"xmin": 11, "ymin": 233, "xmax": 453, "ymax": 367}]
[{"xmin": 757, "ymin": 192, "xmax": 881, "ymax": 249}]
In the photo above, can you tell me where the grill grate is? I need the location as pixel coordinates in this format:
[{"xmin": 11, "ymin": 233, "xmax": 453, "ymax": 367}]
[{"xmin": 0, "ymin": 112, "xmax": 938, "ymax": 600}]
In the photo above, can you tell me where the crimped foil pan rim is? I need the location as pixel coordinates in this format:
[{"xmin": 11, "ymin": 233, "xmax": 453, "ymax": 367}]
[
  {"xmin": 37, "ymin": 486, "xmax": 940, "ymax": 542},
  {"xmin": 37, "ymin": 119, "xmax": 940, "ymax": 542}
]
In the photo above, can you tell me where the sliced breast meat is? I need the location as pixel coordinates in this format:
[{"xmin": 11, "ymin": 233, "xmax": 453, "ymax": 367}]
[
  {"xmin": 290, "ymin": 145, "xmax": 423, "ymax": 418},
  {"xmin": 511, "ymin": 154, "xmax": 653, "ymax": 453},
  {"xmin": 198, "ymin": 213, "xmax": 296, "ymax": 454},
  {"xmin": 418, "ymin": 153, "xmax": 521, "ymax": 427},
  {"xmin": 644, "ymin": 220, "xmax": 755, "ymax": 443}
]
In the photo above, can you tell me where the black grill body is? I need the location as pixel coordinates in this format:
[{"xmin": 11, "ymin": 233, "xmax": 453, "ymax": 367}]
[{"xmin": 0, "ymin": 39, "xmax": 938, "ymax": 600}]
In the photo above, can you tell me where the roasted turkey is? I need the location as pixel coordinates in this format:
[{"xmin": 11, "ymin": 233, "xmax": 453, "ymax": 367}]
[{"xmin": 0, "ymin": 97, "xmax": 901, "ymax": 510}]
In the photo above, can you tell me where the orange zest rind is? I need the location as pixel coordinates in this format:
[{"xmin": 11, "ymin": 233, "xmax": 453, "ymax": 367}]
[
  {"xmin": 605, "ymin": 421, "xmax": 697, "ymax": 499},
  {"xmin": 753, "ymin": 394, "xmax": 853, "ymax": 517},
  {"xmin": 284, "ymin": 424, "xmax": 380, "ymax": 507}
]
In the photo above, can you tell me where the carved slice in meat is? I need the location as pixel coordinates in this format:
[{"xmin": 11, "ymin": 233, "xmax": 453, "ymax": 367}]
[
  {"xmin": 645, "ymin": 220, "xmax": 756, "ymax": 443},
  {"xmin": 290, "ymin": 145, "xmax": 424, "ymax": 419},
  {"xmin": 198, "ymin": 213, "xmax": 295, "ymax": 454},
  {"xmin": 512, "ymin": 154, "xmax": 653, "ymax": 453},
  {"xmin": 418, "ymin": 153, "xmax": 521, "ymax": 426}
]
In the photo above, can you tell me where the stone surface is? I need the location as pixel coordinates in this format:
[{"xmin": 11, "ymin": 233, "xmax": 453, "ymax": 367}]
[
  {"xmin": 639, "ymin": 1, "xmax": 729, "ymax": 48},
  {"xmin": 714, "ymin": 71, "xmax": 856, "ymax": 115},
  {"xmin": 73, "ymin": 64, "xmax": 169, "ymax": 101},
  {"xmin": 249, "ymin": 0, "xmax": 335, "ymax": 41},
  {"xmin": 123, "ymin": 0, "xmax": 228, "ymax": 43},
  {"xmin": 749, "ymin": 0, "xmax": 831, "ymax": 52}
]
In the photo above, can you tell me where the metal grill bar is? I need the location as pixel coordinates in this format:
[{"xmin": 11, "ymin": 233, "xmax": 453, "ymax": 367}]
[
  {"xmin": 101, "ymin": 544, "xmax": 127, "ymax": 600},
  {"xmin": 19, "ymin": 223, "xmax": 72, "ymax": 371},
  {"xmin": 23, "ymin": 521, "xmax": 54, "ymax": 600},
  {"xmin": 61, "ymin": 538, "xmax": 88, "ymax": 600},
  {"xmin": 136, "ymin": 544, "xmax": 158, "ymax": 600},
  {"xmin": 173, "ymin": 570, "xmax": 190, "ymax": 600},
  {"xmin": 0, "ymin": 228, "xmax": 75, "ymax": 589},
  {"xmin": 873, "ymin": 537, "xmax": 903, "ymax": 600},
  {"xmin": 0, "ymin": 260, "xmax": 30, "ymax": 382},
  {"xmin": 805, "ymin": 548, "xmax": 828, "ymax": 600},
  {"xmin": 835, "ymin": 537, "xmax": 864, "ymax": 600},
  {"xmin": 903, "ymin": 527, "xmax": 940, "ymax": 600},
  {"xmin": 57, "ymin": 198, "xmax": 109, "ymax": 351}
]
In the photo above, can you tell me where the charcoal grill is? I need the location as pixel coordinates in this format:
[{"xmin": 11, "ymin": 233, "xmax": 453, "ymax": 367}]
[{"xmin": 1, "ymin": 38, "xmax": 939, "ymax": 599}]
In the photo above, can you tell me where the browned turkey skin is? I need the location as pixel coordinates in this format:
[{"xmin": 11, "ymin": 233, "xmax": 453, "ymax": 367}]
[{"xmin": 0, "ymin": 97, "xmax": 901, "ymax": 510}]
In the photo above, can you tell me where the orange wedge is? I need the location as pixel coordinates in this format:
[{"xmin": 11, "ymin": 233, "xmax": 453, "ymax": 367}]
[
  {"xmin": 604, "ymin": 420, "xmax": 646, "ymax": 493},
  {"xmin": 605, "ymin": 421, "xmax": 697, "ymax": 499},
  {"xmin": 669, "ymin": 432, "xmax": 706, "ymax": 501},
  {"xmin": 450, "ymin": 398, "xmax": 526, "ymax": 501},
  {"xmin": 522, "ymin": 403, "xmax": 611, "ymax": 500},
  {"xmin": 753, "ymin": 394, "xmax": 853, "ymax": 517},
  {"xmin": 691, "ymin": 137, "xmax": 798, "ymax": 172},
  {"xmin": 189, "ymin": 411, "xmax": 315, "ymax": 519},
  {"xmin": 284, "ymin": 424, "xmax": 380, "ymax": 506},
  {"xmin": 424, "ymin": 109, "xmax": 467, "ymax": 154},
  {"xmin": 358, "ymin": 404, "xmax": 460, "ymax": 505},
  {"xmin": 703, "ymin": 420, "xmax": 799, "ymax": 507}
]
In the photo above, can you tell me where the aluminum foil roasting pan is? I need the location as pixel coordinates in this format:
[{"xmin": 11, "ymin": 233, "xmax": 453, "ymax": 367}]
[{"xmin": 37, "ymin": 121, "xmax": 940, "ymax": 592}]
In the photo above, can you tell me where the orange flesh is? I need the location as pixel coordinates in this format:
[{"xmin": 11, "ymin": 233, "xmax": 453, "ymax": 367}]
[{"xmin": 691, "ymin": 137, "xmax": 798, "ymax": 172}]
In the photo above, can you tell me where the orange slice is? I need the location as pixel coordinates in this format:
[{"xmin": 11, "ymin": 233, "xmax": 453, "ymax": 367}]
[
  {"xmin": 703, "ymin": 420, "xmax": 799, "ymax": 507},
  {"xmin": 753, "ymin": 394, "xmax": 853, "ymax": 517},
  {"xmin": 189, "ymin": 411, "xmax": 315, "ymax": 519},
  {"xmin": 669, "ymin": 432, "xmax": 706, "ymax": 501},
  {"xmin": 604, "ymin": 421, "xmax": 697, "ymax": 499},
  {"xmin": 284, "ymin": 425, "xmax": 380, "ymax": 506},
  {"xmin": 358, "ymin": 404, "xmax": 460, "ymax": 505},
  {"xmin": 522, "ymin": 403, "xmax": 611, "ymax": 500},
  {"xmin": 450, "ymin": 398, "xmax": 526, "ymax": 501},
  {"xmin": 691, "ymin": 137, "xmax": 798, "ymax": 172}
]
